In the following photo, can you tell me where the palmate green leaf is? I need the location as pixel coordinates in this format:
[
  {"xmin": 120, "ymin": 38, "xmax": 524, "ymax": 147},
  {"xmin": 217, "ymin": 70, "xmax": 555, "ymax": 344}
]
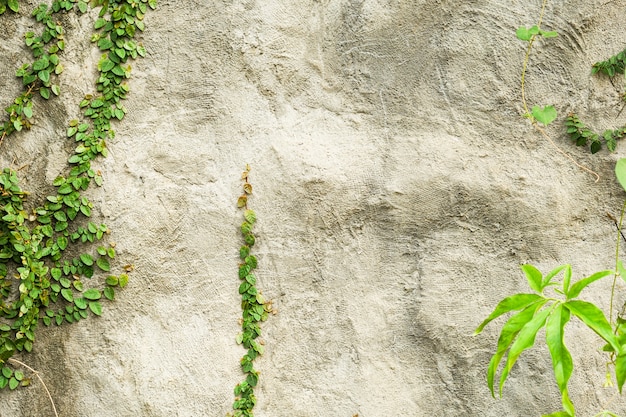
[
  {"xmin": 545, "ymin": 305, "xmax": 574, "ymax": 415},
  {"xmin": 521, "ymin": 264, "xmax": 544, "ymax": 293},
  {"xmin": 499, "ymin": 305, "xmax": 553, "ymax": 395},
  {"xmin": 566, "ymin": 269, "xmax": 613, "ymax": 299},
  {"xmin": 487, "ymin": 300, "xmax": 547, "ymax": 396},
  {"xmin": 564, "ymin": 300, "xmax": 620, "ymax": 352},
  {"xmin": 474, "ymin": 293, "xmax": 543, "ymax": 335}
]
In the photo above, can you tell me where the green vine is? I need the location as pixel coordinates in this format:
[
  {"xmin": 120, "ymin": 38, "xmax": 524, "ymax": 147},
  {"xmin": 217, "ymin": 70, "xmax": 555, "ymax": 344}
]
[
  {"xmin": 0, "ymin": 0, "xmax": 155, "ymax": 392},
  {"xmin": 475, "ymin": 3, "xmax": 626, "ymax": 417},
  {"xmin": 0, "ymin": 0, "xmax": 19, "ymax": 15},
  {"xmin": 566, "ymin": 48, "xmax": 626, "ymax": 154},
  {"xmin": 230, "ymin": 165, "xmax": 272, "ymax": 417}
]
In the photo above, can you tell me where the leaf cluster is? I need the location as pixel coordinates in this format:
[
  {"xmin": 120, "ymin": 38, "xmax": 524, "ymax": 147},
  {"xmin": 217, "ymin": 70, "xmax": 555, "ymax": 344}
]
[
  {"xmin": 231, "ymin": 166, "xmax": 271, "ymax": 417},
  {"xmin": 592, "ymin": 48, "xmax": 626, "ymax": 77},
  {"xmin": 0, "ymin": 0, "xmax": 19, "ymax": 15},
  {"xmin": 565, "ymin": 113, "xmax": 625, "ymax": 154},
  {"xmin": 0, "ymin": 0, "xmax": 154, "ymax": 386},
  {"xmin": 566, "ymin": 49, "xmax": 626, "ymax": 153},
  {"xmin": 475, "ymin": 265, "xmax": 622, "ymax": 417},
  {"xmin": 516, "ymin": 25, "xmax": 557, "ymax": 42}
]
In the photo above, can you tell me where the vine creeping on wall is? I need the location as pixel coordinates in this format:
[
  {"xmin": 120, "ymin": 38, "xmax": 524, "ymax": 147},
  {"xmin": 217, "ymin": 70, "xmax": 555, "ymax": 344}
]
[
  {"xmin": 230, "ymin": 165, "xmax": 273, "ymax": 417},
  {"xmin": 566, "ymin": 48, "xmax": 626, "ymax": 154},
  {"xmin": 0, "ymin": 0, "xmax": 155, "ymax": 395}
]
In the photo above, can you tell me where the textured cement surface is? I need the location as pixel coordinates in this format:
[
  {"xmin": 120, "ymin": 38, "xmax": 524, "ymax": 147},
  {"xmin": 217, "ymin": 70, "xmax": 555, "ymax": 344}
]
[{"xmin": 4, "ymin": 0, "xmax": 626, "ymax": 416}]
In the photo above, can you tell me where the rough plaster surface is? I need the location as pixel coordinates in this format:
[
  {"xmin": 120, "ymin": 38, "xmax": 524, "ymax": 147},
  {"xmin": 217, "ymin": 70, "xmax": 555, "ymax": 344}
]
[{"xmin": 4, "ymin": 0, "xmax": 626, "ymax": 416}]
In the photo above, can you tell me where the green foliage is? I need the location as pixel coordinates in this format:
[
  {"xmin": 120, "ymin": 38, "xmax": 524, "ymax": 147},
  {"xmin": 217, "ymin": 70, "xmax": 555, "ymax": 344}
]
[
  {"xmin": 566, "ymin": 48, "xmax": 626, "ymax": 153},
  {"xmin": 565, "ymin": 114, "xmax": 625, "ymax": 154},
  {"xmin": 230, "ymin": 165, "xmax": 272, "ymax": 417},
  {"xmin": 0, "ymin": 0, "xmax": 154, "ymax": 387},
  {"xmin": 0, "ymin": 0, "xmax": 19, "ymax": 15},
  {"xmin": 532, "ymin": 105, "xmax": 557, "ymax": 127},
  {"xmin": 516, "ymin": 25, "xmax": 557, "ymax": 42},
  {"xmin": 475, "ymin": 265, "xmax": 618, "ymax": 416}
]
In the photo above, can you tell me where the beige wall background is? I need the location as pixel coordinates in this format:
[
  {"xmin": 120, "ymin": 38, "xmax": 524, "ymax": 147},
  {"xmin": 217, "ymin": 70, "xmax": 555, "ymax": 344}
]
[{"xmin": 3, "ymin": 0, "xmax": 626, "ymax": 415}]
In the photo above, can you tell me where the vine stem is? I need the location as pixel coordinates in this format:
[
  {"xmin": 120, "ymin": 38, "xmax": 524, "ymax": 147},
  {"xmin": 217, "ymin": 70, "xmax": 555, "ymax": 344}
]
[
  {"xmin": 7, "ymin": 358, "xmax": 59, "ymax": 417},
  {"xmin": 519, "ymin": 0, "xmax": 600, "ymax": 182},
  {"xmin": 610, "ymin": 199, "xmax": 626, "ymax": 324}
]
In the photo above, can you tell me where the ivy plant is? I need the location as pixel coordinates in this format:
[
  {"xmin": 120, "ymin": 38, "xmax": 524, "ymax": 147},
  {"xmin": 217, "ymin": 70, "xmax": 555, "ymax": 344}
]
[
  {"xmin": 229, "ymin": 165, "xmax": 273, "ymax": 417},
  {"xmin": 0, "ymin": 0, "xmax": 155, "ymax": 397},
  {"xmin": 566, "ymin": 47, "xmax": 626, "ymax": 153}
]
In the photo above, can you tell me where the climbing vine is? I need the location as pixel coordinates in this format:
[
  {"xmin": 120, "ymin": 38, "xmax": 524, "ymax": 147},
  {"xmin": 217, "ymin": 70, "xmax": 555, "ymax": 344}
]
[
  {"xmin": 230, "ymin": 165, "xmax": 272, "ymax": 417},
  {"xmin": 566, "ymin": 47, "xmax": 626, "ymax": 154},
  {"xmin": 0, "ymin": 0, "xmax": 155, "ymax": 395}
]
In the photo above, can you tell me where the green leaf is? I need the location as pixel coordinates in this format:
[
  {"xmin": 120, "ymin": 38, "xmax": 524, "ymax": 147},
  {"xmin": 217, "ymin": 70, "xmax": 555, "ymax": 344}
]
[
  {"xmin": 38, "ymin": 70, "xmax": 50, "ymax": 84},
  {"xmin": 486, "ymin": 300, "xmax": 547, "ymax": 396},
  {"xmin": 104, "ymin": 287, "xmax": 115, "ymax": 301},
  {"xmin": 83, "ymin": 289, "xmax": 101, "ymax": 300},
  {"xmin": 499, "ymin": 305, "xmax": 552, "ymax": 395},
  {"xmin": 119, "ymin": 274, "xmax": 128, "ymax": 288},
  {"xmin": 564, "ymin": 300, "xmax": 620, "ymax": 352},
  {"xmin": 540, "ymin": 30, "xmax": 558, "ymax": 39},
  {"xmin": 521, "ymin": 264, "xmax": 543, "ymax": 293},
  {"xmin": 545, "ymin": 305, "xmax": 574, "ymax": 414},
  {"xmin": 543, "ymin": 265, "xmax": 568, "ymax": 288},
  {"xmin": 474, "ymin": 293, "xmax": 543, "ymax": 335},
  {"xmin": 96, "ymin": 257, "xmax": 110, "ymax": 271},
  {"xmin": 244, "ymin": 209, "xmax": 257, "ymax": 224},
  {"xmin": 616, "ymin": 353, "xmax": 626, "ymax": 393},
  {"xmin": 89, "ymin": 301, "xmax": 102, "ymax": 316},
  {"xmin": 61, "ymin": 288, "xmax": 73, "ymax": 302},
  {"xmin": 532, "ymin": 105, "xmax": 557, "ymax": 126},
  {"xmin": 566, "ymin": 270, "xmax": 612, "ymax": 299},
  {"xmin": 616, "ymin": 159, "xmax": 626, "ymax": 193},
  {"xmin": 542, "ymin": 412, "xmax": 573, "ymax": 417},
  {"xmin": 516, "ymin": 25, "xmax": 538, "ymax": 41},
  {"xmin": 100, "ymin": 59, "xmax": 115, "ymax": 72},
  {"xmin": 7, "ymin": 0, "xmax": 18, "ymax": 12},
  {"xmin": 9, "ymin": 377, "xmax": 18, "ymax": 390},
  {"xmin": 619, "ymin": 261, "xmax": 626, "ymax": 285},
  {"xmin": 80, "ymin": 253, "xmax": 94, "ymax": 266},
  {"xmin": 74, "ymin": 297, "xmax": 87, "ymax": 310}
]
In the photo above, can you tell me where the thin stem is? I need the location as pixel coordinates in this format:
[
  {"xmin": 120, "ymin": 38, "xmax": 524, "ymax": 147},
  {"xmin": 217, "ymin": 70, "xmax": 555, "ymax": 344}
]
[
  {"xmin": 7, "ymin": 358, "xmax": 59, "ymax": 417},
  {"xmin": 610, "ymin": 199, "xmax": 626, "ymax": 324},
  {"xmin": 519, "ymin": 0, "xmax": 600, "ymax": 182}
]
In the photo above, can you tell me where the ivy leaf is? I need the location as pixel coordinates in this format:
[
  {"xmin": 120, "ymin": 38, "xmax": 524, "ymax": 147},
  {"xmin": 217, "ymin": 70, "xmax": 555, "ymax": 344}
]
[
  {"xmin": 244, "ymin": 209, "xmax": 256, "ymax": 224},
  {"xmin": 532, "ymin": 105, "xmax": 557, "ymax": 126},
  {"xmin": 83, "ymin": 289, "xmax": 101, "ymax": 300},
  {"xmin": 7, "ymin": 0, "xmax": 18, "ymax": 12},
  {"xmin": 89, "ymin": 302, "xmax": 102, "ymax": 316}
]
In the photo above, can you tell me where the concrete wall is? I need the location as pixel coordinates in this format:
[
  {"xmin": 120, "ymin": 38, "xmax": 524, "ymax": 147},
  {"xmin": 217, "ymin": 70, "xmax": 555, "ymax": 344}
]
[{"xmin": 3, "ymin": 0, "xmax": 626, "ymax": 415}]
